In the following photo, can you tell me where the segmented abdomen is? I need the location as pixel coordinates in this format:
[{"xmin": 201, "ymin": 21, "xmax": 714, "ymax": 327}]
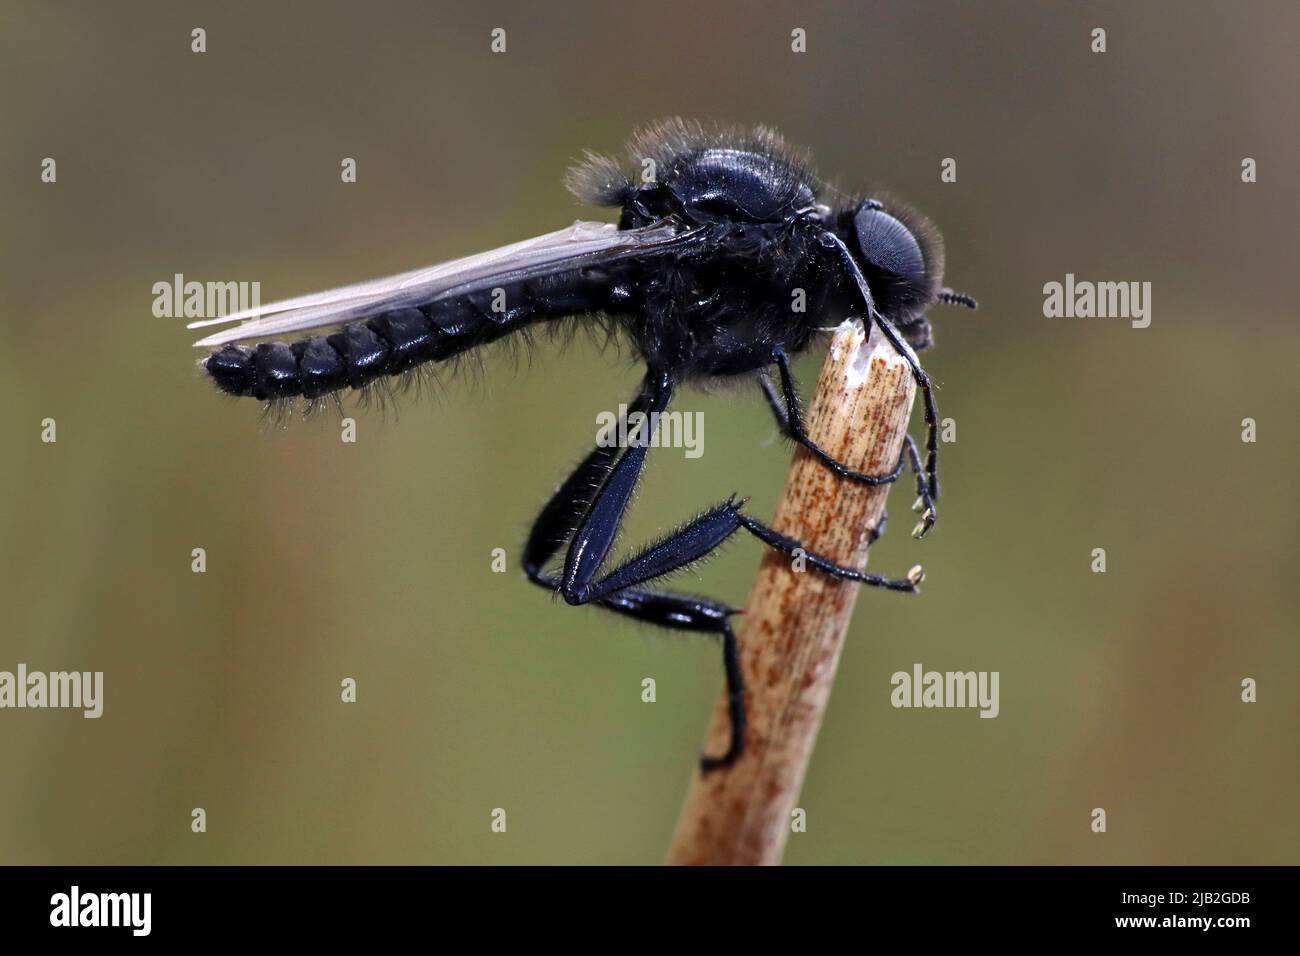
[{"xmin": 203, "ymin": 272, "xmax": 608, "ymax": 401}]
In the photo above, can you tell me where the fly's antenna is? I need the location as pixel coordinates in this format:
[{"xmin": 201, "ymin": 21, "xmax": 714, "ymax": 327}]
[{"xmin": 937, "ymin": 288, "xmax": 978, "ymax": 309}]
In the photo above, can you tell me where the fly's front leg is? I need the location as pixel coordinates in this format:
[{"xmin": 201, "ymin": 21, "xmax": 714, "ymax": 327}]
[
  {"xmin": 817, "ymin": 230, "xmax": 944, "ymax": 505},
  {"xmin": 760, "ymin": 351, "xmax": 905, "ymax": 487},
  {"xmin": 901, "ymin": 433, "xmax": 936, "ymax": 538},
  {"xmin": 761, "ymin": 350, "xmax": 935, "ymax": 537}
]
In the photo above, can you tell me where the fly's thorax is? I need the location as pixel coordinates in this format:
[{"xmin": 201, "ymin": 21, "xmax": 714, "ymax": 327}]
[
  {"xmin": 621, "ymin": 146, "xmax": 820, "ymax": 230},
  {"xmin": 625, "ymin": 222, "xmax": 829, "ymax": 379}
]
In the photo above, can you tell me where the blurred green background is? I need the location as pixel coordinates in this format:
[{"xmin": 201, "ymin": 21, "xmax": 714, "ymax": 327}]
[{"xmin": 1, "ymin": 0, "xmax": 1296, "ymax": 865}]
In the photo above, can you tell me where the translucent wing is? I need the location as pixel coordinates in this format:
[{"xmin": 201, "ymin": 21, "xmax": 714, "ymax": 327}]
[{"xmin": 190, "ymin": 219, "xmax": 693, "ymax": 348}]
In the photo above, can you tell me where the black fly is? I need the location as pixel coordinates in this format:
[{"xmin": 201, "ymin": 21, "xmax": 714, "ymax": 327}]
[{"xmin": 190, "ymin": 120, "xmax": 976, "ymax": 771}]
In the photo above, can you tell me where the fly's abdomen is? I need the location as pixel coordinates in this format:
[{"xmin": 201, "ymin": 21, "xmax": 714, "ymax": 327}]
[{"xmin": 203, "ymin": 272, "xmax": 610, "ymax": 401}]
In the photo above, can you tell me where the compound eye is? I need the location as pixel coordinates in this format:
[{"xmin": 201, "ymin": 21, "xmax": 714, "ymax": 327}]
[{"xmin": 853, "ymin": 207, "xmax": 926, "ymax": 284}]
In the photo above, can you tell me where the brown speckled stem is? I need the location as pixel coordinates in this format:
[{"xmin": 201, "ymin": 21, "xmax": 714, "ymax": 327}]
[{"xmin": 667, "ymin": 319, "xmax": 918, "ymax": 866}]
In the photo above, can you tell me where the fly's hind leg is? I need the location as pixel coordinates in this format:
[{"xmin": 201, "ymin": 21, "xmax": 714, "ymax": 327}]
[
  {"xmin": 522, "ymin": 368, "xmax": 919, "ymax": 772},
  {"xmin": 597, "ymin": 586, "xmax": 746, "ymax": 771},
  {"xmin": 520, "ymin": 370, "xmax": 746, "ymax": 769}
]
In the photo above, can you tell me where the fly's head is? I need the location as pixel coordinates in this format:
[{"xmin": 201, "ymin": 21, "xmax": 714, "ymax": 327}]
[{"xmin": 839, "ymin": 199, "xmax": 947, "ymax": 349}]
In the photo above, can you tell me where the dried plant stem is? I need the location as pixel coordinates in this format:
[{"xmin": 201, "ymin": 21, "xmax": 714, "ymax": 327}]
[{"xmin": 667, "ymin": 318, "xmax": 918, "ymax": 866}]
